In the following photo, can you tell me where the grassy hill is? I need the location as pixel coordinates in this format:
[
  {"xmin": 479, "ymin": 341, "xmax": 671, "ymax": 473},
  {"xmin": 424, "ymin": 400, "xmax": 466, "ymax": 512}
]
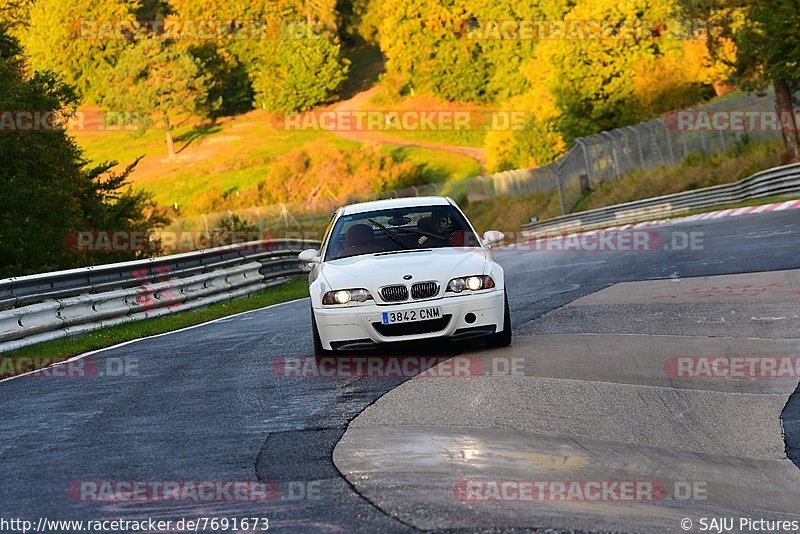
[
  {"xmin": 70, "ymin": 106, "xmax": 483, "ymax": 217},
  {"xmin": 68, "ymin": 44, "xmax": 485, "ymax": 224}
]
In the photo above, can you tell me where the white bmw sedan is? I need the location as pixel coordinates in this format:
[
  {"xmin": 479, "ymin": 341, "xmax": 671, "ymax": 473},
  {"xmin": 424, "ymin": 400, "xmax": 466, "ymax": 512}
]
[{"xmin": 298, "ymin": 196, "xmax": 511, "ymax": 355}]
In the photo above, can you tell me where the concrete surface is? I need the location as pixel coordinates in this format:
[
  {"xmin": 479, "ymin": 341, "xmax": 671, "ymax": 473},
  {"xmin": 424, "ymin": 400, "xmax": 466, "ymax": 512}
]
[{"xmin": 334, "ymin": 270, "xmax": 800, "ymax": 532}]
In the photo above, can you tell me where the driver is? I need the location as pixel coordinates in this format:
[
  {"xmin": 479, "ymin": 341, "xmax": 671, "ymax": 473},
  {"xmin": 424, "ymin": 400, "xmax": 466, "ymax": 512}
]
[{"xmin": 417, "ymin": 209, "xmax": 452, "ymax": 246}]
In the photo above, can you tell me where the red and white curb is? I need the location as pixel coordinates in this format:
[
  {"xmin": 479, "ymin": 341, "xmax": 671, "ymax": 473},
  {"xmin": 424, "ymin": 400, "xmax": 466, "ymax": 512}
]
[
  {"xmin": 603, "ymin": 198, "xmax": 800, "ymax": 232},
  {"xmin": 518, "ymin": 198, "xmax": 800, "ymax": 246}
]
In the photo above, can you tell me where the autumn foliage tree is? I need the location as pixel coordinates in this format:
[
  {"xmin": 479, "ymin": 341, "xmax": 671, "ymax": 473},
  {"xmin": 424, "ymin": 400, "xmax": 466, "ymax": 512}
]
[
  {"xmin": 353, "ymin": 0, "xmax": 730, "ymax": 171},
  {"xmin": 22, "ymin": 0, "xmax": 138, "ymax": 99},
  {"xmin": 679, "ymin": 0, "xmax": 800, "ymax": 161}
]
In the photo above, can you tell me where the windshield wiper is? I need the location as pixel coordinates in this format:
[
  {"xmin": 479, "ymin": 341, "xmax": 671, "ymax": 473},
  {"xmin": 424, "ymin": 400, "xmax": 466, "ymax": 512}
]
[{"xmin": 368, "ymin": 219, "xmax": 411, "ymax": 250}]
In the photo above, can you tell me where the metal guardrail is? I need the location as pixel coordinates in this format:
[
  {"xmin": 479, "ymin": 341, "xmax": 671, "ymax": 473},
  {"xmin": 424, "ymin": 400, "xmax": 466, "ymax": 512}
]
[
  {"xmin": 0, "ymin": 238, "xmax": 320, "ymax": 353},
  {"xmin": 520, "ymin": 163, "xmax": 800, "ymax": 238}
]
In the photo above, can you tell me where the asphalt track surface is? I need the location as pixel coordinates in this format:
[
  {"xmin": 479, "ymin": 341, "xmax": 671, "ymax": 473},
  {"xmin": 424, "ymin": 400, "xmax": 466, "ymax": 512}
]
[{"xmin": 1, "ymin": 208, "xmax": 799, "ymax": 533}]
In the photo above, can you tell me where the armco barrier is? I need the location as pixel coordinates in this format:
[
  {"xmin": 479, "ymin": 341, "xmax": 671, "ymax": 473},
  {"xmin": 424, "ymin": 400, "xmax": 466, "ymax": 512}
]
[
  {"xmin": 520, "ymin": 162, "xmax": 800, "ymax": 238},
  {"xmin": 0, "ymin": 239, "xmax": 320, "ymax": 353}
]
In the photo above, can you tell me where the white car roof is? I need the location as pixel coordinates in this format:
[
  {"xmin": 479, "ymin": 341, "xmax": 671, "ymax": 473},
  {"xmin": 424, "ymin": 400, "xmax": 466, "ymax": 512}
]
[{"xmin": 341, "ymin": 196, "xmax": 452, "ymax": 215}]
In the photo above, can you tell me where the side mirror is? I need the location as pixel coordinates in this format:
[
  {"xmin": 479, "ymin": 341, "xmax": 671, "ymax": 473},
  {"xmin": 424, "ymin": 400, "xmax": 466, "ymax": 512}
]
[
  {"xmin": 298, "ymin": 249, "xmax": 320, "ymax": 263},
  {"xmin": 482, "ymin": 230, "xmax": 505, "ymax": 246}
]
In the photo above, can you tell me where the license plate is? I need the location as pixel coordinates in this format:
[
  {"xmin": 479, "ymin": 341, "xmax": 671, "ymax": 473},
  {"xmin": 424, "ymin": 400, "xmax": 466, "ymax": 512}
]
[{"xmin": 381, "ymin": 306, "xmax": 442, "ymax": 325}]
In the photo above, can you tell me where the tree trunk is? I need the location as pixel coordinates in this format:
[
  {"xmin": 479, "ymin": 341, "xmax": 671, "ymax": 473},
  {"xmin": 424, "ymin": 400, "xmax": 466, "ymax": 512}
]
[
  {"xmin": 164, "ymin": 113, "xmax": 176, "ymax": 160},
  {"xmin": 773, "ymin": 78, "xmax": 800, "ymax": 162}
]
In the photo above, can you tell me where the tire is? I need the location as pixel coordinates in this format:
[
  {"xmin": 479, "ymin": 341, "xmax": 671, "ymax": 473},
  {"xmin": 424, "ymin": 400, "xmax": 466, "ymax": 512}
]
[
  {"xmin": 485, "ymin": 294, "xmax": 512, "ymax": 348},
  {"xmin": 311, "ymin": 309, "xmax": 333, "ymax": 357}
]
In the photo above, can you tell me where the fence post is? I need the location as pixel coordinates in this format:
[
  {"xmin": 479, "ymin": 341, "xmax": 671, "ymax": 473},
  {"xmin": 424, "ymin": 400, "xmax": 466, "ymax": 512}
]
[
  {"xmin": 554, "ymin": 172, "xmax": 566, "ymax": 215},
  {"xmin": 661, "ymin": 119, "xmax": 676, "ymax": 165},
  {"xmin": 579, "ymin": 174, "xmax": 591, "ymax": 194},
  {"xmin": 576, "ymin": 139, "xmax": 592, "ymax": 185},
  {"xmin": 681, "ymin": 127, "xmax": 689, "ymax": 160},
  {"xmin": 601, "ymin": 131, "xmax": 622, "ymax": 179},
  {"xmin": 631, "ymin": 126, "xmax": 644, "ymax": 168}
]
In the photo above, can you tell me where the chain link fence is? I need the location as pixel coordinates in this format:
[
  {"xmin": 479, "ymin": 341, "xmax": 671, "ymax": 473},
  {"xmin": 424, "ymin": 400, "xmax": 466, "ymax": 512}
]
[{"xmin": 467, "ymin": 91, "xmax": 783, "ymax": 213}]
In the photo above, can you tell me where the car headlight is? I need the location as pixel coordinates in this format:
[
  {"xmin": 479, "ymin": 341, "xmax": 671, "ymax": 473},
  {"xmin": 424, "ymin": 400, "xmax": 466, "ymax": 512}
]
[
  {"xmin": 446, "ymin": 275, "xmax": 495, "ymax": 293},
  {"xmin": 322, "ymin": 288, "xmax": 373, "ymax": 305}
]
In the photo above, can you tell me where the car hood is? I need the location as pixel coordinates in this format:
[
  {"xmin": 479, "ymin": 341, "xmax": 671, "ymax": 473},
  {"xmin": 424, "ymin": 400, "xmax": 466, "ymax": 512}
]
[{"xmin": 320, "ymin": 247, "xmax": 488, "ymax": 292}]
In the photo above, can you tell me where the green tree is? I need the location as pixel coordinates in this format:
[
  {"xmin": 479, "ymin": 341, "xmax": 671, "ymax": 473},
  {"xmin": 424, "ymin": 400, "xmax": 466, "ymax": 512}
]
[
  {"xmin": 679, "ymin": 0, "xmax": 800, "ymax": 161},
  {"xmin": 165, "ymin": 0, "xmax": 344, "ymax": 114},
  {"xmin": 100, "ymin": 39, "xmax": 218, "ymax": 159},
  {"xmin": 0, "ymin": 27, "xmax": 167, "ymax": 276},
  {"xmin": 250, "ymin": 25, "xmax": 349, "ymax": 112}
]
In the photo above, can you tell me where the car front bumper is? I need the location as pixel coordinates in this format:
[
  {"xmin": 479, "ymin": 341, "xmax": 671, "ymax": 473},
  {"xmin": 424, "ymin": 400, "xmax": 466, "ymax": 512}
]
[{"xmin": 313, "ymin": 289, "xmax": 505, "ymax": 350}]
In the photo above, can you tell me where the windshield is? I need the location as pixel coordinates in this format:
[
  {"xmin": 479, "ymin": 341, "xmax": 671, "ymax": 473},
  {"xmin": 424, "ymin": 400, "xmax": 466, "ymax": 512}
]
[{"xmin": 325, "ymin": 205, "xmax": 480, "ymax": 260}]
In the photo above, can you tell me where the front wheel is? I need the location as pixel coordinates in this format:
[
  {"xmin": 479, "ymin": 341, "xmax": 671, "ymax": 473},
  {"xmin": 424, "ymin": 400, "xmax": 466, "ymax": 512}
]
[
  {"xmin": 485, "ymin": 294, "xmax": 512, "ymax": 348},
  {"xmin": 312, "ymin": 310, "xmax": 333, "ymax": 357}
]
